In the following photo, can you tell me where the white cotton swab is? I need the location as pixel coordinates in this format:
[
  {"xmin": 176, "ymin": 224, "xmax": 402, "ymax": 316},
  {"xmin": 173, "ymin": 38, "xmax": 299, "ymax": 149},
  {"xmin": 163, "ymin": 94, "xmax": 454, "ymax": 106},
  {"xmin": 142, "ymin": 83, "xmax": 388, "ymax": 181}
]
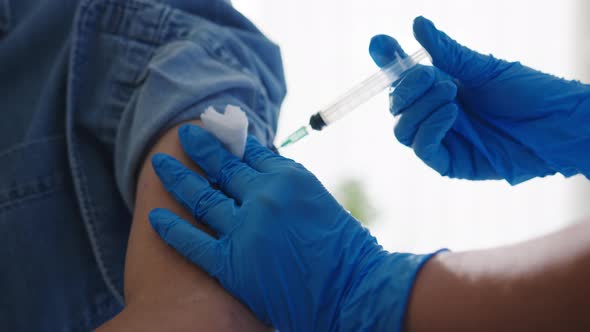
[{"xmin": 201, "ymin": 105, "xmax": 249, "ymax": 159}]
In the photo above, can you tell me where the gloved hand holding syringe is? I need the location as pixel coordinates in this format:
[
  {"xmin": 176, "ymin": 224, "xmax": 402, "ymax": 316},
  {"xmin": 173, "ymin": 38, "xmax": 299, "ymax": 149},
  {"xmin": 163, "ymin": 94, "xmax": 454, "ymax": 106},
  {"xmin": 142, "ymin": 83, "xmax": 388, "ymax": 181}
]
[{"xmin": 279, "ymin": 47, "xmax": 431, "ymax": 148}]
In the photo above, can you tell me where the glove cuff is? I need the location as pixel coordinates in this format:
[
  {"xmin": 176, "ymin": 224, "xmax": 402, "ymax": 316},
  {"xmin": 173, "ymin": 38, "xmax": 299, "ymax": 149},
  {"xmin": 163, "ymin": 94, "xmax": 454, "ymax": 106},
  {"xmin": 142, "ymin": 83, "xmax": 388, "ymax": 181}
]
[{"xmin": 337, "ymin": 249, "xmax": 448, "ymax": 332}]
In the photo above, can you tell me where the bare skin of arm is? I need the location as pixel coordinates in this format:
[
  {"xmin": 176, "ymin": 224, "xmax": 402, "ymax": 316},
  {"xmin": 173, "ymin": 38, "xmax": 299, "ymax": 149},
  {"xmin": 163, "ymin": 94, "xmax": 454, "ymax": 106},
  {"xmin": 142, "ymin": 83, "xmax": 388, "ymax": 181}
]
[
  {"xmin": 97, "ymin": 120, "xmax": 270, "ymax": 331},
  {"xmin": 406, "ymin": 219, "xmax": 590, "ymax": 332}
]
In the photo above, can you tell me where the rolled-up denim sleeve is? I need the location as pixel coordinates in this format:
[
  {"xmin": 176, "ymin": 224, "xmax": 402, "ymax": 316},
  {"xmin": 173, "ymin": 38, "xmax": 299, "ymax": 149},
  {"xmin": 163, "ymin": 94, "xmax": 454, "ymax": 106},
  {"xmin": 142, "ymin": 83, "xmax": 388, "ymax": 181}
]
[{"xmin": 114, "ymin": 18, "xmax": 286, "ymax": 210}]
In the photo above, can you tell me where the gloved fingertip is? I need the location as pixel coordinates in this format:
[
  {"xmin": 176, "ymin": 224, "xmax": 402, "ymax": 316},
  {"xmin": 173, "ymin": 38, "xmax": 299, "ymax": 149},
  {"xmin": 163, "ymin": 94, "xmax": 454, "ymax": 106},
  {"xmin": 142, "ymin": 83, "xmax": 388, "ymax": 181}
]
[
  {"xmin": 151, "ymin": 153, "xmax": 188, "ymax": 188},
  {"xmin": 246, "ymin": 134, "xmax": 262, "ymax": 146},
  {"xmin": 179, "ymin": 123, "xmax": 221, "ymax": 154},
  {"xmin": 412, "ymin": 16, "xmax": 438, "ymax": 51},
  {"xmin": 178, "ymin": 123, "xmax": 193, "ymax": 137},
  {"xmin": 369, "ymin": 34, "xmax": 407, "ymax": 68},
  {"xmin": 393, "ymin": 124, "xmax": 412, "ymax": 147},
  {"xmin": 178, "ymin": 123, "xmax": 204, "ymax": 141},
  {"xmin": 413, "ymin": 17, "xmax": 480, "ymax": 81},
  {"xmin": 149, "ymin": 208, "xmax": 173, "ymax": 234},
  {"xmin": 151, "ymin": 153, "xmax": 179, "ymax": 178},
  {"xmin": 245, "ymin": 135, "xmax": 268, "ymax": 154},
  {"xmin": 434, "ymin": 103, "xmax": 460, "ymax": 129},
  {"xmin": 151, "ymin": 153, "xmax": 168, "ymax": 169},
  {"xmin": 390, "ymin": 95, "xmax": 405, "ymax": 116},
  {"xmin": 409, "ymin": 66, "xmax": 436, "ymax": 85},
  {"xmin": 437, "ymin": 80, "xmax": 458, "ymax": 99},
  {"xmin": 413, "ymin": 16, "xmax": 435, "ymax": 31},
  {"xmin": 390, "ymin": 66, "xmax": 436, "ymax": 115}
]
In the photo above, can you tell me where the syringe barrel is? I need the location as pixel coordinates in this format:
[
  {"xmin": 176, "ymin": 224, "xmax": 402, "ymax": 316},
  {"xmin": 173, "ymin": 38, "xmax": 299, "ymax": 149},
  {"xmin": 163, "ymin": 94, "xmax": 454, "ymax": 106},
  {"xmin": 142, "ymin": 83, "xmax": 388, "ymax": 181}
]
[{"xmin": 318, "ymin": 48, "xmax": 429, "ymax": 126}]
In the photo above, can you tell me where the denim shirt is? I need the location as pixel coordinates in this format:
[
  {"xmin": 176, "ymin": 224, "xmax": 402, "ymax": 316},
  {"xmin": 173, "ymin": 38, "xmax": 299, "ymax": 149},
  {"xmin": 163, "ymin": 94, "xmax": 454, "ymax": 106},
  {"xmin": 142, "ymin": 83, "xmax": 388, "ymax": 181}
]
[{"xmin": 0, "ymin": 0, "xmax": 286, "ymax": 330}]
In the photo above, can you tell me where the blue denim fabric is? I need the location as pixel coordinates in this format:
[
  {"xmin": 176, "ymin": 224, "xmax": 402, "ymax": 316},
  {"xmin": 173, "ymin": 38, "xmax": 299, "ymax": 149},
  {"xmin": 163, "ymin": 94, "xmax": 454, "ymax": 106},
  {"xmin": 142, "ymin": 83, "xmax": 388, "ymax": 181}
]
[{"xmin": 0, "ymin": 0, "xmax": 285, "ymax": 330}]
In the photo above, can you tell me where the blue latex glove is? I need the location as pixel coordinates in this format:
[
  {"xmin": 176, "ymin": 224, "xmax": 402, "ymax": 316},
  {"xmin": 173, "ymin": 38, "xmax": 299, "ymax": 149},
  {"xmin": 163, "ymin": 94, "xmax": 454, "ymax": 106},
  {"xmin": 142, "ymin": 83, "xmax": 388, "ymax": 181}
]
[
  {"xmin": 370, "ymin": 16, "xmax": 590, "ymax": 184},
  {"xmin": 148, "ymin": 125, "xmax": 441, "ymax": 332}
]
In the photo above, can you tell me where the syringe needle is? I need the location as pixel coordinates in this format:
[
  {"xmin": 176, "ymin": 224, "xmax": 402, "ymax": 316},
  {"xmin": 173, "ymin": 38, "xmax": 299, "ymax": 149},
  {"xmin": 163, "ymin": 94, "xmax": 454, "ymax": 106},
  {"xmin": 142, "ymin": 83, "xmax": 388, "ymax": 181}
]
[{"xmin": 280, "ymin": 126, "xmax": 310, "ymax": 148}]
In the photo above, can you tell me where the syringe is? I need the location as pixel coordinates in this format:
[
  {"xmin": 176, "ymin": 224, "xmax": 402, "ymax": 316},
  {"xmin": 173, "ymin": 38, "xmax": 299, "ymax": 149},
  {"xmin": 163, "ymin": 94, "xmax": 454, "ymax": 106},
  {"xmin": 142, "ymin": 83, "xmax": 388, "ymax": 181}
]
[{"xmin": 280, "ymin": 47, "xmax": 430, "ymax": 148}]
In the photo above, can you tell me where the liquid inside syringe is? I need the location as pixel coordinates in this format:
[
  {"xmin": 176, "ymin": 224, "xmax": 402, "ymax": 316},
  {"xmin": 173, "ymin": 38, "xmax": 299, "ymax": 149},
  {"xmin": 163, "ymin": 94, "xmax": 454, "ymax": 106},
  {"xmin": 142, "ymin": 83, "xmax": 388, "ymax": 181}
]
[{"xmin": 280, "ymin": 48, "xmax": 430, "ymax": 148}]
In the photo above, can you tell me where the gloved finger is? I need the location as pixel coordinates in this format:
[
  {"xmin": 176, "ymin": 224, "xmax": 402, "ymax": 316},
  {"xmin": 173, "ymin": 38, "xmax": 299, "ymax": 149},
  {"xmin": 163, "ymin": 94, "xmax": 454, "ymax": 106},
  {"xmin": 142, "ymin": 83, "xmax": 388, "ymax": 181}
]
[
  {"xmin": 413, "ymin": 16, "xmax": 500, "ymax": 86},
  {"xmin": 390, "ymin": 66, "xmax": 436, "ymax": 115},
  {"xmin": 178, "ymin": 124, "xmax": 257, "ymax": 201},
  {"xmin": 149, "ymin": 208, "xmax": 221, "ymax": 276},
  {"xmin": 369, "ymin": 34, "xmax": 409, "ymax": 68},
  {"xmin": 394, "ymin": 80, "xmax": 458, "ymax": 146},
  {"xmin": 152, "ymin": 153, "xmax": 238, "ymax": 234},
  {"xmin": 243, "ymin": 135, "xmax": 288, "ymax": 172},
  {"xmin": 412, "ymin": 103, "xmax": 458, "ymax": 176}
]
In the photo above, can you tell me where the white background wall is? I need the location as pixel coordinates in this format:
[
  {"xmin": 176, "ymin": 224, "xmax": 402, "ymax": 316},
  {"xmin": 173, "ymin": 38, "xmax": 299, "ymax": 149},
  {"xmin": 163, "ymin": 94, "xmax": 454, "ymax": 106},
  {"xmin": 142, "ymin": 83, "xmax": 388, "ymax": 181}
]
[{"xmin": 233, "ymin": 0, "xmax": 590, "ymax": 253}]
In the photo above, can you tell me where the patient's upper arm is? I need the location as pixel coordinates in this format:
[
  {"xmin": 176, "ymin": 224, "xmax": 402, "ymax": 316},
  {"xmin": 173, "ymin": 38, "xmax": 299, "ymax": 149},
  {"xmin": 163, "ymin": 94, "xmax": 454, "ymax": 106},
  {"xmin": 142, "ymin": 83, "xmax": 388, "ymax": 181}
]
[
  {"xmin": 122, "ymin": 119, "xmax": 271, "ymax": 330},
  {"xmin": 105, "ymin": 14, "xmax": 285, "ymax": 329}
]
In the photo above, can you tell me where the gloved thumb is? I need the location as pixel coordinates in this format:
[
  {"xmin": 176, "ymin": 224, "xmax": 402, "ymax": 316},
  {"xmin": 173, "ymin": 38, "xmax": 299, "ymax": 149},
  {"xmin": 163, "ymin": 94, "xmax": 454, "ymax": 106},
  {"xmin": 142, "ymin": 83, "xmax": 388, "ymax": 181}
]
[{"xmin": 413, "ymin": 16, "xmax": 500, "ymax": 85}]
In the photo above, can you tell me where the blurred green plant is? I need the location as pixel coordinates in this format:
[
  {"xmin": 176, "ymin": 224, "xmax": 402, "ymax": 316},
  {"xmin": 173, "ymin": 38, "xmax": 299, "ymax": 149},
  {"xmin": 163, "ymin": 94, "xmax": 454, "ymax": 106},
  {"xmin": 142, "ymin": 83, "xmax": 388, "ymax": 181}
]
[{"xmin": 333, "ymin": 178, "xmax": 377, "ymax": 225}]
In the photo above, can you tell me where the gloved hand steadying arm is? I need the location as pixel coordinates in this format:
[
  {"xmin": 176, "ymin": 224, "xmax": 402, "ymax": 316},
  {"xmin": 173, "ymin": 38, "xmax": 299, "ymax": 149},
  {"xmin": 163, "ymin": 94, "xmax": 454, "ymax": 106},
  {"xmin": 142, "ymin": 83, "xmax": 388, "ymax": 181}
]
[
  {"xmin": 148, "ymin": 125, "xmax": 441, "ymax": 332},
  {"xmin": 370, "ymin": 16, "xmax": 590, "ymax": 184}
]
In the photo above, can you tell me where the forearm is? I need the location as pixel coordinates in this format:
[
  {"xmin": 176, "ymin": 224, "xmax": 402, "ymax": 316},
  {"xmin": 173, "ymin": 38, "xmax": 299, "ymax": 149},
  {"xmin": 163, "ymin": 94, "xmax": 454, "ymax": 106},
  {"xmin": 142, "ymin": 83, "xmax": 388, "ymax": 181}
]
[
  {"xmin": 406, "ymin": 220, "xmax": 590, "ymax": 331},
  {"xmin": 99, "ymin": 120, "xmax": 269, "ymax": 331}
]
